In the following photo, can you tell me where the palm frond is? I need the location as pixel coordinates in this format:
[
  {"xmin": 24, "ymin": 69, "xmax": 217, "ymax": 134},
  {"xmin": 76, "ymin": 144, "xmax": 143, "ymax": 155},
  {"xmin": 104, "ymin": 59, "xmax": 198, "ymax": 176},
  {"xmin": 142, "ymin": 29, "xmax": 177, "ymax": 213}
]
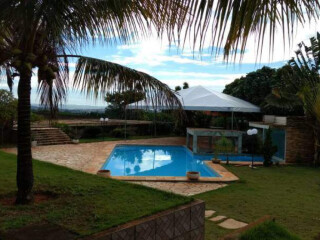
[
  {"xmin": 1, "ymin": 0, "xmax": 319, "ymax": 61},
  {"xmin": 183, "ymin": 0, "xmax": 320, "ymax": 61},
  {"xmin": 72, "ymin": 56, "xmax": 182, "ymax": 110},
  {"xmin": 283, "ymin": 34, "xmax": 320, "ymax": 120},
  {"xmin": 265, "ymin": 90, "xmax": 301, "ymax": 109},
  {"xmin": 37, "ymin": 44, "xmax": 69, "ymax": 117}
]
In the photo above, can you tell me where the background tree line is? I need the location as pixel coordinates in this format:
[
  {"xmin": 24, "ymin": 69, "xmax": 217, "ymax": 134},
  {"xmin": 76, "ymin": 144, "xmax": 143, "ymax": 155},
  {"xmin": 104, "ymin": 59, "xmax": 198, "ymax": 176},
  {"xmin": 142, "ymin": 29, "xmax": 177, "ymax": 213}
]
[{"xmin": 223, "ymin": 66, "xmax": 304, "ymax": 116}]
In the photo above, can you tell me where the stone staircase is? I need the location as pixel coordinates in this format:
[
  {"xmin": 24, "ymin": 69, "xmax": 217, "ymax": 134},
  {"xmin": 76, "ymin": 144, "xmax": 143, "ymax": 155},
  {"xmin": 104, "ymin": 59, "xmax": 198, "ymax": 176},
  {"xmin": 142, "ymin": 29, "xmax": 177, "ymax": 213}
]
[{"xmin": 31, "ymin": 128, "xmax": 72, "ymax": 146}]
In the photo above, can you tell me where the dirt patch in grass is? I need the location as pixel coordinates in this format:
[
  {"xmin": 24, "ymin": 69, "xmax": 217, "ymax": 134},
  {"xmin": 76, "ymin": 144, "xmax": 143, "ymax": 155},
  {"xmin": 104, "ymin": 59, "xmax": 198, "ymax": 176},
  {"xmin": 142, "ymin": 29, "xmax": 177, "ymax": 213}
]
[{"xmin": 0, "ymin": 191, "xmax": 58, "ymax": 206}]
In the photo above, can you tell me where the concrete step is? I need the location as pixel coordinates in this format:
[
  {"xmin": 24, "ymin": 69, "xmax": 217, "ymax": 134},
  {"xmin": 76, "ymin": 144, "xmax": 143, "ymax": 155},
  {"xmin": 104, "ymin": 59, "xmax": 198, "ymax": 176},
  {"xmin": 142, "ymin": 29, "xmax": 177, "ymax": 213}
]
[{"xmin": 31, "ymin": 128, "xmax": 72, "ymax": 146}]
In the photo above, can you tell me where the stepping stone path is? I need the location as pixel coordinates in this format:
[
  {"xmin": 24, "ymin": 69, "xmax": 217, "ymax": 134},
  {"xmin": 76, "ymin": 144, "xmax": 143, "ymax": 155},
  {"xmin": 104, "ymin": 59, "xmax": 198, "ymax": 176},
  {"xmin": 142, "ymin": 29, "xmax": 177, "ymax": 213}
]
[
  {"xmin": 205, "ymin": 209, "xmax": 248, "ymax": 230},
  {"xmin": 210, "ymin": 215, "xmax": 226, "ymax": 222},
  {"xmin": 205, "ymin": 210, "xmax": 216, "ymax": 218},
  {"xmin": 218, "ymin": 218, "xmax": 248, "ymax": 229}
]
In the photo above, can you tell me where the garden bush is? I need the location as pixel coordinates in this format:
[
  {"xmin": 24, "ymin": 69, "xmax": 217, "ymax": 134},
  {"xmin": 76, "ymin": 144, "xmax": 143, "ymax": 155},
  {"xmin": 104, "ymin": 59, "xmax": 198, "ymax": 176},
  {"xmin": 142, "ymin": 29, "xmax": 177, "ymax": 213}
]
[
  {"xmin": 262, "ymin": 129, "xmax": 277, "ymax": 167},
  {"xmin": 52, "ymin": 122, "xmax": 72, "ymax": 136},
  {"xmin": 110, "ymin": 128, "xmax": 132, "ymax": 138},
  {"xmin": 30, "ymin": 112, "xmax": 44, "ymax": 122},
  {"xmin": 82, "ymin": 126, "xmax": 102, "ymax": 138},
  {"xmin": 240, "ymin": 220, "xmax": 300, "ymax": 240}
]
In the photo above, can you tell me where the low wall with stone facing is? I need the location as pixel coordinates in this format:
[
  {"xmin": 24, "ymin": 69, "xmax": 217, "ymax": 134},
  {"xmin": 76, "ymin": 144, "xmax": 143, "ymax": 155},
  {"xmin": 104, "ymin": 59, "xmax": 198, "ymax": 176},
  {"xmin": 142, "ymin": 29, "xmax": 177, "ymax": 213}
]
[
  {"xmin": 285, "ymin": 117, "xmax": 314, "ymax": 164},
  {"xmin": 85, "ymin": 199, "xmax": 205, "ymax": 240}
]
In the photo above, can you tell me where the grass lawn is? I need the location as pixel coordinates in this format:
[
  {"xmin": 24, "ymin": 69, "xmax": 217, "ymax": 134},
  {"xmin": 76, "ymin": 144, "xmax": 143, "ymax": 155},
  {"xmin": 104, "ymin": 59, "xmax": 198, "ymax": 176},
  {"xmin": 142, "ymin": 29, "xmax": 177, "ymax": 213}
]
[
  {"xmin": 0, "ymin": 151, "xmax": 191, "ymax": 236},
  {"xmin": 196, "ymin": 165, "xmax": 320, "ymax": 240}
]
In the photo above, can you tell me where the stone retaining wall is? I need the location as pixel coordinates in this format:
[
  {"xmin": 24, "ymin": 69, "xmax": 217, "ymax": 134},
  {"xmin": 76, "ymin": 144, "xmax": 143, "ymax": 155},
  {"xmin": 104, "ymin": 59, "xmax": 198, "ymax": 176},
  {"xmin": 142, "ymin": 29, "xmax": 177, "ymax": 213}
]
[{"xmin": 85, "ymin": 200, "xmax": 205, "ymax": 240}]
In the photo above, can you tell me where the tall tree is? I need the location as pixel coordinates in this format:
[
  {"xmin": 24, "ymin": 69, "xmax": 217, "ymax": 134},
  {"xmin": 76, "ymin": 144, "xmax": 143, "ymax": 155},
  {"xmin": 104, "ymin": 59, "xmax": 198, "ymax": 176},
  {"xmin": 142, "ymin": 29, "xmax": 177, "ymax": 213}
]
[
  {"xmin": 0, "ymin": 1, "xmax": 183, "ymax": 204},
  {"xmin": 175, "ymin": 86, "xmax": 182, "ymax": 91},
  {"xmin": 0, "ymin": 90, "xmax": 17, "ymax": 145},
  {"xmin": 223, "ymin": 66, "xmax": 304, "ymax": 115},
  {"xmin": 105, "ymin": 90, "xmax": 144, "ymax": 119},
  {"xmin": 182, "ymin": 82, "xmax": 189, "ymax": 89},
  {"xmin": 0, "ymin": 0, "xmax": 319, "ymax": 204},
  {"xmin": 224, "ymin": 67, "xmax": 277, "ymax": 106}
]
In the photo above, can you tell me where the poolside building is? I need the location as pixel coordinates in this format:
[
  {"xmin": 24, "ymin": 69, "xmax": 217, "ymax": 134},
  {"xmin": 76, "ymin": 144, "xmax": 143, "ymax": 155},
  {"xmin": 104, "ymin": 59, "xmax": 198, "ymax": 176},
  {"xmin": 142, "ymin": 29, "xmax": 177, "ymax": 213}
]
[{"xmin": 249, "ymin": 115, "xmax": 314, "ymax": 164}]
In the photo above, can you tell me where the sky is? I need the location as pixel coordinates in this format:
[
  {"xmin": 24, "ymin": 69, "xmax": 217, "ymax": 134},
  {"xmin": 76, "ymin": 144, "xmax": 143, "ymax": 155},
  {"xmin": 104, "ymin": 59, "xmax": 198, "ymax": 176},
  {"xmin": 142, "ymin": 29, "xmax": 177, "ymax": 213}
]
[{"xmin": 0, "ymin": 20, "xmax": 318, "ymax": 108}]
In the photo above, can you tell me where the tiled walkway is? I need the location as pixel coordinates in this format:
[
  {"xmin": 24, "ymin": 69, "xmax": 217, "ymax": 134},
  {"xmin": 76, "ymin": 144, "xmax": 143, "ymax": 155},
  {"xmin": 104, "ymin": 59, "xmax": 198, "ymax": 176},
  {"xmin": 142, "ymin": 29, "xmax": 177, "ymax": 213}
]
[{"xmin": 2, "ymin": 137, "xmax": 230, "ymax": 195}]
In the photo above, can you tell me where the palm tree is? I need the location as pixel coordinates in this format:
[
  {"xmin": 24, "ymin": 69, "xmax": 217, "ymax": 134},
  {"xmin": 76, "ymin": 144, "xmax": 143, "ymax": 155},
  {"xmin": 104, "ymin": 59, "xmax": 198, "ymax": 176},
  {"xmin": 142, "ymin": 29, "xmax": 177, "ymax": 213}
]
[
  {"xmin": 0, "ymin": 0, "xmax": 319, "ymax": 204},
  {"xmin": 266, "ymin": 33, "xmax": 320, "ymax": 166}
]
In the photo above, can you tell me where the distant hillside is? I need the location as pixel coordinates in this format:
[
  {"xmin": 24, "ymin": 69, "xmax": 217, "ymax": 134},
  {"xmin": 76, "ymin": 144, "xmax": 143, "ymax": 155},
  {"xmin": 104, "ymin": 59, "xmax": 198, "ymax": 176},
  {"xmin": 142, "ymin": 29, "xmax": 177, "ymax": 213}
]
[{"xmin": 31, "ymin": 104, "xmax": 105, "ymax": 113}]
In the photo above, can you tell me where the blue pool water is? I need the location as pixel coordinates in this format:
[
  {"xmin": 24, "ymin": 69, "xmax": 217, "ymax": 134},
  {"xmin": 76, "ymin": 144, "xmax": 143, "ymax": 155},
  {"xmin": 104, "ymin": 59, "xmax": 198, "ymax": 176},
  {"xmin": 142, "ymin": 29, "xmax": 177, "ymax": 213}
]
[
  {"xmin": 101, "ymin": 145, "xmax": 264, "ymax": 177},
  {"xmin": 102, "ymin": 145, "xmax": 219, "ymax": 177}
]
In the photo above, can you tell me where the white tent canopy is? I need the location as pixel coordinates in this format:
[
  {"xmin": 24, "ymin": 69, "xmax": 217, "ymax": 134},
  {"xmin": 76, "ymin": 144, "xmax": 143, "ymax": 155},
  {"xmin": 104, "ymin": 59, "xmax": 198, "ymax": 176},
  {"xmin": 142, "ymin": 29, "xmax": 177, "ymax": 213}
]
[{"xmin": 128, "ymin": 85, "xmax": 260, "ymax": 113}]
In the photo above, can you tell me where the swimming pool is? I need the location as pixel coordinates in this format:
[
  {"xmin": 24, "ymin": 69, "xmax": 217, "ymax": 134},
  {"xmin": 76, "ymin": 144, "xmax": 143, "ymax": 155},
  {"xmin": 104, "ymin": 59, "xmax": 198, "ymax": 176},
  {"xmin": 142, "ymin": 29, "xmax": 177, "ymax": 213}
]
[{"xmin": 101, "ymin": 145, "xmax": 221, "ymax": 177}]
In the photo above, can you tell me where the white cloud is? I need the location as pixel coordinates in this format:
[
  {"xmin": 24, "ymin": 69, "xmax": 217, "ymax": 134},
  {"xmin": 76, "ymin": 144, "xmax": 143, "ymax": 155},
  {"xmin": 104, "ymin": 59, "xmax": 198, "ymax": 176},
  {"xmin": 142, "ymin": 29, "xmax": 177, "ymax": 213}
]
[
  {"xmin": 111, "ymin": 54, "xmax": 211, "ymax": 67},
  {"xmin": 154, "ymin": 71, "xmax": 243, "ymax": 79},
  {"xmin": 110, "ymin": 37, "xmax": 212, "ymax": 67},
  {"xmin": 160, "ymin": 73, "xmax": 244, "ymax": 88},
  {"xmin": 112, "ymin": 19, "xmax": 318, "ymax": 66}
]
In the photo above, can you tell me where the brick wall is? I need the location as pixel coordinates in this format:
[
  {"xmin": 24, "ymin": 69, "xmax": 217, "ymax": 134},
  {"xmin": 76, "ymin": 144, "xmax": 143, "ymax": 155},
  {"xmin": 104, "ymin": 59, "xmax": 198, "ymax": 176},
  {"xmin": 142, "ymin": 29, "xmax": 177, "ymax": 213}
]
[
  {"xmin": 86, "ymin": 200, "xmax": 205, "ymax": 240},
  {"xmin": 285, "ymin": 117, "xmax": 314, "ymax": 164}
]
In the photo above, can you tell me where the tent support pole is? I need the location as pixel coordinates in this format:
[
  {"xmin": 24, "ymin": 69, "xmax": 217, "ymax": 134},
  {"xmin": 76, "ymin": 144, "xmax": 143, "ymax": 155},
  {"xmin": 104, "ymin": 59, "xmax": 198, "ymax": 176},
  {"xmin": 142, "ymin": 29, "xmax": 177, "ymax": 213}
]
[
  {"xmin": 154, "ymin": 109, "xmax": 157, "ymax": 137},
  {"xmin": 231, "ymin": 111, "xmax": 234, "ymax": 130},
  {"xmin": 124, "ymin": 106, "xmax": 127, "ymax": 141}
]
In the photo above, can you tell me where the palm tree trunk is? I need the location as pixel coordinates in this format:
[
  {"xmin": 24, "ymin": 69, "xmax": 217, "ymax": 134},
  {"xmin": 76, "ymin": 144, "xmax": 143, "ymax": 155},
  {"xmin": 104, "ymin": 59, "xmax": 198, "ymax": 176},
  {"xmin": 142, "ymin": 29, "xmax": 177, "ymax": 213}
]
[
  {"xmin": 314, "ymin": 129, "xmax": 320, "ymax": 168},
  {"xmin": 15, "ymin": 70, "xmax": 34, "ymax": 204}
]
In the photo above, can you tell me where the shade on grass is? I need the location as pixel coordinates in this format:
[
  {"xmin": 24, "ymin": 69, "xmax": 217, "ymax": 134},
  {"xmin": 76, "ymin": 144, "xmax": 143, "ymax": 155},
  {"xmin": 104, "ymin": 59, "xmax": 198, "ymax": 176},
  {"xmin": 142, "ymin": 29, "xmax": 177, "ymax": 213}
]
[
  {"xmin": 198, "ymin": 165, "xmax": 320, "ymax": 240},
  {"xmin": 0, "ymin": 151, "xmax": 191, "ymax": 236},
  {"xmin": 240, "ymin": 221, "xmax": 300, "ymax": 240}
]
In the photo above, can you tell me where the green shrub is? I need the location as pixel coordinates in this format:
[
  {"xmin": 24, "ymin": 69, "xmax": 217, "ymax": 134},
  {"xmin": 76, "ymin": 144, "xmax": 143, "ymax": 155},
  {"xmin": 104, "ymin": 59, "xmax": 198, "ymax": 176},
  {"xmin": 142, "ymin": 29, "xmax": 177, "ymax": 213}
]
[
  {"xmin": 82, "ymin": 127, "xmax": 102, "ymax": 138},
  {"xmin": 30, "ymin": 112, "xmax": 44, "ymax": 122},
  {"xmin": 216, "ymin": 136, "xmax": 234, "ymax": 164},
  {"xmin": 243, "ymin": 134, "xmax": 262, "ymax": 154},
  {"xmin": 212, "ymin": 116, "xmax": 225, "ymax": 128},
  {"xmin": 110, "ymin": 128, "xmax": 130, "ymax": 138},
  {"xmin": 52, "ymin": 122, "xmax": 72, "ymax": 136},
  {"xmin": 68, "ymin": 128, "xmax": 84, "ymax": 139},
  {"xmin": 262, "ymin": 129, "xmax": 278, "ymax": 167},
  {"xmin": 240, "ymin": 220, "xmax": 300, "ymax": 240},
  {"xmin": 193, "ymin": 111, "xmax": 212, "ymax": 128}
]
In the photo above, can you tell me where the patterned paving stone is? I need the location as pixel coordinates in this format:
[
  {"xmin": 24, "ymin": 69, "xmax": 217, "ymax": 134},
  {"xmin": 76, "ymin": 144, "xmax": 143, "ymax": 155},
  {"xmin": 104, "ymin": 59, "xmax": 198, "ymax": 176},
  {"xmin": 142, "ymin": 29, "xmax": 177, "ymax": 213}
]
[
  {"xmin": 205, "ymin": 210, "xmax": 216, "ymax": 218},
  {"xmin": 131, "ymin": 182, "xmax": 227, "ymax": 196},
  {"xmin": 209, "ymin": 215, "xmax": 226, "ymax": 222},
  {"xmin": 218, "ymin": 218, "xmax": 248, "ymax": 229}
]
